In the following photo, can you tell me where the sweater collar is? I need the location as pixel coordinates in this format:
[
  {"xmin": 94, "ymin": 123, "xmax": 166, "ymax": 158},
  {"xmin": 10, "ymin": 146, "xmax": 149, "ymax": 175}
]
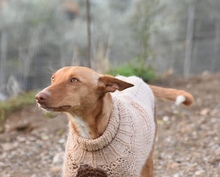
[{"xmin": 70, "ymin": 96, "xmax": 120, "ymax": 152}]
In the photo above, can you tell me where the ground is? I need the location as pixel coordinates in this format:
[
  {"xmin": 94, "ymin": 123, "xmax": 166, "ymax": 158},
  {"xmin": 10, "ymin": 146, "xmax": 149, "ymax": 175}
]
[{"xmin": 0, "ymin": 73, "xmax": 220, "ymax": 177}]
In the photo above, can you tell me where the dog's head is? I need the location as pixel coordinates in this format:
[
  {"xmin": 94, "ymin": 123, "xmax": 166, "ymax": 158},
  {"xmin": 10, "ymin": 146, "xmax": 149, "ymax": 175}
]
[{"xmin": 35, "ymin": 66, "xmax": 133, "ymax": 113}]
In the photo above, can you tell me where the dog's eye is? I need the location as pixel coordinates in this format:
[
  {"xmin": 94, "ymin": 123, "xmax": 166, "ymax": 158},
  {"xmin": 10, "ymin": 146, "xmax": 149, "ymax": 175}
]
[{"xmin": 70, "ymin": 77, "xmax": 79, "ymax": 83}]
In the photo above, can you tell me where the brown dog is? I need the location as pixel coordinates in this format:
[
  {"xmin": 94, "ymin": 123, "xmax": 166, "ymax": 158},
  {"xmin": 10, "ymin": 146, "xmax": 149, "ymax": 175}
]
[{"xmin": 36, "ymin": 66, "xmax": 193, "ymax": 177}]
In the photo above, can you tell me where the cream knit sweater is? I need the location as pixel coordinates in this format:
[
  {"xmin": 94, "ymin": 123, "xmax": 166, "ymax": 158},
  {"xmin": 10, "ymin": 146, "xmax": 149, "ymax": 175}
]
[{"xmin": 63, "ymin": 76, "xmax": 156, "ymax": 177}]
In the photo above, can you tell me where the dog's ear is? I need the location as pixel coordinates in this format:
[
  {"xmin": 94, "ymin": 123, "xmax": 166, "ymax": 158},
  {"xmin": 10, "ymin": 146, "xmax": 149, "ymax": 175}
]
[{"xmin": 98, "ymin": 75, "xmax": 134, "ymax": 93}]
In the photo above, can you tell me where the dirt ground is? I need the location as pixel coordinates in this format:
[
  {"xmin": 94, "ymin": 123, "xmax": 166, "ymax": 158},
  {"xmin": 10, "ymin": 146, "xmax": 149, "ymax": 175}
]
[{"xmin": 0, "ymin": 73, "xmax": 220, "ymax": 177}]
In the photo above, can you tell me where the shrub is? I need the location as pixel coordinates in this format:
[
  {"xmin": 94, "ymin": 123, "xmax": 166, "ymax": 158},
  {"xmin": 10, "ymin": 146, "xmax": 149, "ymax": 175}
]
[
  {"xmin": 0, "ymin": 92, "xmax": 36, "ymax": 133},
  {"xmin": 108, "ymin": 63, "xmax": 156, "ymax": 83}
]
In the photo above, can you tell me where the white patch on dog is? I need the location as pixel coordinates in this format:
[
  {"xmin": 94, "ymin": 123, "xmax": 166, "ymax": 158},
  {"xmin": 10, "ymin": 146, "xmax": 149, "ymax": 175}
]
[
  {"xmin": 175, "ymin": 95, "xmax": 186, "ymax": 106},
  {"xmin": 68, "ymin": 114, "xmax": 90, "ymax": 139}
]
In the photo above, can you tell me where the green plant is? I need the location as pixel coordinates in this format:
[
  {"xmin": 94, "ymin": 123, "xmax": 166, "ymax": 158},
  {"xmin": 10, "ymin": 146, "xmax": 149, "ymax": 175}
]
[
  {"xmin": 0, "ymin": 92, "xmax": 36, "ymax": 133},
  {"xmin": 108, "ymin": 61, "xmax": 156, "ymax": 83}
]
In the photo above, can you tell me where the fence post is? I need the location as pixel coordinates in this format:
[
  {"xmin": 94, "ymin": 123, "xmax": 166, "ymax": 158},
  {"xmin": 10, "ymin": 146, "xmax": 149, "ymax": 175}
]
[
  {"xmin": 211, "ymin": 20, "xmax": 220, "ymax": 72},
  {"xmin": 86, "ymin": 0, "xmax": 92, "ymax": 68},
  {"xmin": 0, "ymin": 30, "xmax": 7, "ymax": 87},
  {"xmin": 184, "ymin": 4, "xmax": 195, "ymax": 77}
]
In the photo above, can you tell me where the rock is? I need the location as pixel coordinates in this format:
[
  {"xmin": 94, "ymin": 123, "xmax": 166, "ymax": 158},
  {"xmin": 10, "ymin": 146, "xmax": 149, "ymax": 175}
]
[
  {"xmin": 194, "ymin": 170, "xmax": 205, "ymax": 175},
  {"xmin": 50, "ymin": 166, "xmax": 62, "ymax": 173},
  {"xmin": 1, "ymin": 143, "xmax": 13, "ymax": 151},
  {"xmin": 173, "ymin": 174, "xmax": 179, "ymax": 177},
  {"xmin": 167, "ymin": 162, "xmax": 180, "ymax": 169},
  {"xmin": 200, "ymin": 108, "xmax": 209, "ymax": 116}
]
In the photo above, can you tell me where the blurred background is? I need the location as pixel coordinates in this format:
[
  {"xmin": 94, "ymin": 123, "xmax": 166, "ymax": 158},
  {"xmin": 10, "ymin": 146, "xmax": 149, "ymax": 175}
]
[
  {"xmin": 0, "ymin": 0, "xmax": 220, "ymax": 98},
  {"xmin": 0, "ymin": 1, "xmax": 220, "ymax": 176}
]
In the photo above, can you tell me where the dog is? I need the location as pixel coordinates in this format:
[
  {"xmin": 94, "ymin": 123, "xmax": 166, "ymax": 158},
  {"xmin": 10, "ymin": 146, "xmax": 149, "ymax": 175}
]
[{"xmin": 36, "ymin": 66, "xmax": 193, "ymax": 177}]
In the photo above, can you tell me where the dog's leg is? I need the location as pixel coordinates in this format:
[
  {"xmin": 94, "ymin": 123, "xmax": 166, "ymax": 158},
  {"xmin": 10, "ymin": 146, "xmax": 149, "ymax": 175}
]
[
  {"xmin": 140, "ymin": 147, "xmax": 154, "ymax": 177},
  {"xmin": 141, "ymin": 106, "xmax": 157, "ymax": 177}
]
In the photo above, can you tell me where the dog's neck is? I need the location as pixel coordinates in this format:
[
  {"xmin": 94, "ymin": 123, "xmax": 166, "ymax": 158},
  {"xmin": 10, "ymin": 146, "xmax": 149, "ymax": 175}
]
[{"xmin": 66, "ymin": 93, "xmax": 113, "ymax": 139}]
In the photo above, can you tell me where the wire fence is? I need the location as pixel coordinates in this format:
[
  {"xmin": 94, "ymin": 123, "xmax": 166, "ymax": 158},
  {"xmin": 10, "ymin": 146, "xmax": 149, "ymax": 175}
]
[
  {"xmin": 154, "ymin": 18, "xmax": 220, "ymax": 76},
  {"xmin": 1, "ymin": 23, "xmax": 220, "ymax": 99},
  {"xmin": 1, "ymin": 2, "xmax": 220, "ymax": 99}
]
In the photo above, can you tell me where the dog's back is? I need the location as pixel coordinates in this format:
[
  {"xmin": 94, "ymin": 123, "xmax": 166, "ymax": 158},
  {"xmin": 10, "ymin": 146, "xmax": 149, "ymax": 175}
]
[{"xmin": 114, "ymin": 75, "xmax": 155, "ymax": 116}]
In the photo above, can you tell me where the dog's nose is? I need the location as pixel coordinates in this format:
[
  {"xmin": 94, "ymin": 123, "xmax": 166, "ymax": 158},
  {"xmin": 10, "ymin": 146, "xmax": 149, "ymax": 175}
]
[{"xmin": 35, "ymin": 91, "xmax": 49, "ymax": 103}]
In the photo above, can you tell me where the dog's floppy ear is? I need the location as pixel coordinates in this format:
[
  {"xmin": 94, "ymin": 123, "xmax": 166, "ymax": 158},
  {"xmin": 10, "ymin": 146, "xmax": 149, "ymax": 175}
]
[{"xmin": 98, "ymin": 75, "xmax": 134, "ymax": 93}]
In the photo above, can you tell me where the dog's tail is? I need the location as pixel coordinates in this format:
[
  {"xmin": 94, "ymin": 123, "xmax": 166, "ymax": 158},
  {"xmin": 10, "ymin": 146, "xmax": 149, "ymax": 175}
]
[{"xmin": 149, "ymin": 85, "xmax": 194, "ymax": 106}]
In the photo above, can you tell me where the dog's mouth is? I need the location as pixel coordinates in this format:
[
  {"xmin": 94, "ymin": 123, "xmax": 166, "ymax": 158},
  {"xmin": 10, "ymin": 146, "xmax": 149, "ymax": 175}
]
[{"xmin": 38, "ymin": 104, "xmax": 71, "ymax": 112}]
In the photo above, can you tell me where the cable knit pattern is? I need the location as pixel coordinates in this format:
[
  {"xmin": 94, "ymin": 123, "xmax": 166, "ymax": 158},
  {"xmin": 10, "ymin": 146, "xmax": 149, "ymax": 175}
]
[{"xmin": 63, "ymin": 76, "xmax": 156, "ymax": 177}]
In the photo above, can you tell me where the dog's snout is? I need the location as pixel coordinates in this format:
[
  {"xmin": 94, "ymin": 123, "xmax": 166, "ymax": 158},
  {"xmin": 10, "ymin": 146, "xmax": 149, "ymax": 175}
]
[{"xmin": 36, "ymin": 91, "xmax": 49, "ymax": 103}]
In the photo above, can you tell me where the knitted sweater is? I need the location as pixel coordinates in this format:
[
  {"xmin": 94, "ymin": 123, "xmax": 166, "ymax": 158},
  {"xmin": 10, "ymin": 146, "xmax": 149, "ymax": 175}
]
[{"xmin": 63, "ymin": 76, "xmax": 156, "ymax": 177}]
